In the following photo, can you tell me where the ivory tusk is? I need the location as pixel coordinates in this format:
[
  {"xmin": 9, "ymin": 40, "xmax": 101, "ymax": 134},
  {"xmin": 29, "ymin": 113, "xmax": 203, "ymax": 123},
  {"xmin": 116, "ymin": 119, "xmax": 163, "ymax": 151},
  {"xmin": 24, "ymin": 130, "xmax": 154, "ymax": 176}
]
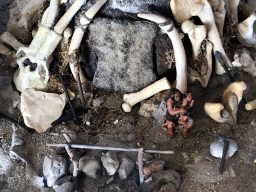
[
  {"xmin": 138, "ymin": 13, "xmax": 187, "ymax": 93},
  {"xmin": 122, "ymin": 77, "xmax": 171, "ymax": 112}
]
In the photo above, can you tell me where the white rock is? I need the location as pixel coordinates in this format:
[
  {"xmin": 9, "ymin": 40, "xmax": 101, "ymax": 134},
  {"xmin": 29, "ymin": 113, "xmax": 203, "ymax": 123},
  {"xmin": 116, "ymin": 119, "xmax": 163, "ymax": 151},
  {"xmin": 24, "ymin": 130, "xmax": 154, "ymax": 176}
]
[
  {"xmin": 43, "ymin": 155, "xmax": 67, "ymax": 187},
  {"xmin": 79, "ymin": 156, "xmax": 100, "ymax": 179},
  {"xmin": 20, "ymin": 88, "xmax": 67, "ymax": 133},
  {"xmin": 101, "ymin": 151, "xmax": 119, "ymax": 176},
  {"xmin": 210, "ymin": 137, "xmax": 238, "ymax": 158}
]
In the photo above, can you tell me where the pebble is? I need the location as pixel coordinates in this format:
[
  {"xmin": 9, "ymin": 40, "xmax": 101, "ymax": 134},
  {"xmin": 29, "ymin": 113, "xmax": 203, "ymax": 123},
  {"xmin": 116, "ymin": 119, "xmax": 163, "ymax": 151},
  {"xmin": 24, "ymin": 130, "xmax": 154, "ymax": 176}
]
[
  {"xmin": 210, "ymin": 137, "xmax": 238, "ymax": 158},
  {"xmin": 79, "ymin": 156, "xmax": 100, "ymax": 179},
  {"xmin": 101, "ymin": 151, "xmax": 119, "ymax": 176},
  {"xmin": 118, "ymin": 154, "xmax": 135, "ymax": 180}
]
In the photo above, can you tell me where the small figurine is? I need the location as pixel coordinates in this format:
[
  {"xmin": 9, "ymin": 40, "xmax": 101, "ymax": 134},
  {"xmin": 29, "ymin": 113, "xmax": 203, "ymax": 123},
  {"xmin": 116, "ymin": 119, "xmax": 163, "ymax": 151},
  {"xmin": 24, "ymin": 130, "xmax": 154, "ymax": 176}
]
[{"xmin": 161, "ymin": 88, "xmax": 194, "ymax": 138}]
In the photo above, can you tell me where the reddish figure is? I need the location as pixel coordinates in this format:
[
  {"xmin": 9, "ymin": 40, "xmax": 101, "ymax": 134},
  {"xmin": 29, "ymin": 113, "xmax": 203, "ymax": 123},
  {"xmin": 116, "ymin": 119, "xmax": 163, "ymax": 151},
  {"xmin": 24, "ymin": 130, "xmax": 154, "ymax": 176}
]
[{"xmin": 161, "ymin": 88, "xmax": 194, "ymax": 138}]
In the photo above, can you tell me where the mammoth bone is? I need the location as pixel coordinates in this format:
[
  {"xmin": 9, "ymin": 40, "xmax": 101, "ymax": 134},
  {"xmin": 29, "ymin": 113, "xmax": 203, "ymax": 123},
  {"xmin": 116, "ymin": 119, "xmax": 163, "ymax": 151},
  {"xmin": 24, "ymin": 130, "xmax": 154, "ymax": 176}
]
[{"xmin": 14, "ymin": 0, "xmax": 87, "ymax": 92}]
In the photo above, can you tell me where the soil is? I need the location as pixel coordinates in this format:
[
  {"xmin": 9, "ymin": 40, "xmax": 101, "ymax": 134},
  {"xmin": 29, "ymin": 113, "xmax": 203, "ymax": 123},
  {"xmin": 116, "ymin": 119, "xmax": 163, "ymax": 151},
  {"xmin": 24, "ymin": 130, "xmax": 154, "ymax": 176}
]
[{"xmin": 1, "ymin": 0, "xmax": 256, "ymax": 192}]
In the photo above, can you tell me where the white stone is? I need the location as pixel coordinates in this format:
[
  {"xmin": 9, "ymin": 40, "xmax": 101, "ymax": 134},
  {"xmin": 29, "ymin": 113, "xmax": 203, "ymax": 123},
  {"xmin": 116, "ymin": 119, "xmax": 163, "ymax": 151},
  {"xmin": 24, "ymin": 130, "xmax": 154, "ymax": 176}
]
[
  {"xmin": 79, "ymin": 156, "xmax": 100, "ymax": 179},
  {"xmin": 210, "ymin": 137, "xmax": 238, "ymax": 158},
  {"xmin": 101, "ymin": 151, "xmax": 119, "ymax": 176},
  {"xmin": 20, "ymin": 88, "xmax": 67, "ymax": 133}
]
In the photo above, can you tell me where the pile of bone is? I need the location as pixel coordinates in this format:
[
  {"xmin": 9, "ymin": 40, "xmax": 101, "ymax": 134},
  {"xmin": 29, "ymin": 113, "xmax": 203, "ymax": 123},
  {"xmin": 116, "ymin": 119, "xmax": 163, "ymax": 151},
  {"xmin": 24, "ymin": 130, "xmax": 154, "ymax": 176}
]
[{"xmin": 42, "ymin": 151, "xmax": 180, "ymax": 192}]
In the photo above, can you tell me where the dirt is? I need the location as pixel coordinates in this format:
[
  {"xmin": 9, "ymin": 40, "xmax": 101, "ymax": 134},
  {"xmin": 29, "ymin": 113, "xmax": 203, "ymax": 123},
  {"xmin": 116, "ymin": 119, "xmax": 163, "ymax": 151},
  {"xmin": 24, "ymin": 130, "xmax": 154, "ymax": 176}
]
[{"xmin": 1, "ymin": 0, "xmax": 256, "ymax": 192}]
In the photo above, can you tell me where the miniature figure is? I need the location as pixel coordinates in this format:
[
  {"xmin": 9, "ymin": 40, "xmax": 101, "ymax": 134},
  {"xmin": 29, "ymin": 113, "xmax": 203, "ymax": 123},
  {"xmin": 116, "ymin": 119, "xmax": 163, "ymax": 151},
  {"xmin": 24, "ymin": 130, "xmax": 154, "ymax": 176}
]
[{"xmin": 161, "ymin": 88, "xmax": 194, "ymax": 138}]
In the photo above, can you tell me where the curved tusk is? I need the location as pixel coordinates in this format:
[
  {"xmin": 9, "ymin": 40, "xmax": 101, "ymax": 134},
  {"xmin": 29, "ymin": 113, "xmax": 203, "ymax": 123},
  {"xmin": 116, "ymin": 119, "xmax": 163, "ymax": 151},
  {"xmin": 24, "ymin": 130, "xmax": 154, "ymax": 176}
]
[{"xmin": 138, "ymin": 13, "xmax": 187, "ymax": 93}]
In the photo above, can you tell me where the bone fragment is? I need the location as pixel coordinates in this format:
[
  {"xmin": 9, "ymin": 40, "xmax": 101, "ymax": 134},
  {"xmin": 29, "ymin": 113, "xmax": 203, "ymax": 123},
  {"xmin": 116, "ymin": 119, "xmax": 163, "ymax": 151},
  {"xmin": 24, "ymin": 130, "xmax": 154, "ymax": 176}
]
[
  {"xmin": 122, "ymin": 77, "xmax": 171, "ymax": 112},
  {"xmin": 41, "ymin": 0, "xmax": 59, "ymax": 28},
  {"xmin": 0, "ymin": 31, "xmax": 24, "ymax": 51},
  {"xmin": 232, "ymin": 50, "xmax": 256, "ymax": 77},
  {"xmin": 236, "ymin": 12, "xmax": 256, "ymax": 49},
  {"xmin": 54, "ymin": 0, "xmax": 87, "ymax": 34},
  {"xmin": 190, "ymin": 0, "xmax": 232, "ymax": 75},
  {"xmin": 21, "ymin": 88, "xmax": 67, "ymax": 133},
  {"xmin": 245, "ymin": 99, "xmax": 256, "ymax": 110},
  {"xmin": 138, "ymin": 13, "xmax": 187, "ymax": 93},
  {"xmin": 214, "ymin": 0, "xmax": 226, "ymax": 41},
  {"xmin": 181, "ymin": 20, "xmax": 207, "ymax": 60},
  {"xmin": 228, "ymin": 0, "xmax": 240, "ymax": 22}
]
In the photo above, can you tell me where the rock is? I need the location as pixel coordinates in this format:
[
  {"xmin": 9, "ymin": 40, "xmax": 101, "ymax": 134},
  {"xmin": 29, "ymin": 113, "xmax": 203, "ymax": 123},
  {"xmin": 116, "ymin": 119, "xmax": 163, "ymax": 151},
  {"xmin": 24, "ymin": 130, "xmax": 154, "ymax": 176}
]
[
  {"xmin": 101, "ymin": 151, "xmax": 119, "ymax": 176},
  {"xmin": 117, "ymin": 153, "xmax": 135, "ymax": 180},
  {"xmin": 141, "ymin": 170, "xmax": 180, "ymax": 192},
  {"xmin": 210, "ymin": 136, "xmax": 238, "ymax": 158},
  {"xmin": 43, "ymin": 155, "xmax": 67, "ymax": 188},
  {"xmin": 151, "ymin": 170, "xmax": 181, "ymax": 188},
  {"xmin": 79, "ymin": 156, "xmax": 100, "ymax": 179},
  {"xmin": 55, "ymin": 175, "xmax": 72, "ymax": 186},
  {"xmin": 55, "ymin": 182, "xmax": 75, "ymax": 192},
  {"xmin": 87, "ymin": 18, "xmax": 158, "ymax": 93},
  {"xmin": 156, "ymin": 183, "xmax": 177, "ymax": 192},
  {"xmin": 153, "ymin": 100, "xmax": 167, "ymax": 125},
  {"xmin": 10, "ymin": 124, "xmax": 25, "ymax": 161},
  {"xmin": 26, "ymin": 165, "xmax": 44, "ymax": 188},
  {"xmin": 20, "ymin": 88, "xmax": 67, "ymax": 133},
  {"xmin": 0, "ymin": 146, "xmax": 13, "ymax": 175}
]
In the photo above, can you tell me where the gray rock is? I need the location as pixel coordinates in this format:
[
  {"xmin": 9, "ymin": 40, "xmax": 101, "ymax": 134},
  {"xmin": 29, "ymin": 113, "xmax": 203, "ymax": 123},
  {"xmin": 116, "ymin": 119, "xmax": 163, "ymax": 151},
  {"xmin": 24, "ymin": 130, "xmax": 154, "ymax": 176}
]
[
  {"xmin": 153, "ymin": 100, "xmax": 167, "ymax": 125},
  {"xmin": 88, "ymin": 18, "xmax": 158, "ymax": 93},
  {"xmin": 151, "ymin": 170, "xmax": 181, "ymax": 188},
  {"xmin": 101, "ymin": 151, "xmax": 119, "ymax": 175},
  {"xmin": 79, "ymin": 156, "xmax": 100, "ymax": 179},
  {"xmin": 43, "ymin": 155, "xmax": 67, "ymax": 187},
  {"xmin": 118, "ymin": 154, "xmax": 135, "ymax": 180},
  {"xmin": 55, "ymin": 182, "xmax": 74, "ymax": 192},
  {"xmin": 55, "ymin": 175, "xmax": 72, "ymax": 186},
  {"xmin": 0, "ymin": 146, "xmax": 13, "ymax": 175},
  {"xmin": 26, "ymin": 165, "xmax": 44, "ymax": 188},
  {"xmin": 210, "ymin": 137, "xmax": 238, "ymax": 158}
]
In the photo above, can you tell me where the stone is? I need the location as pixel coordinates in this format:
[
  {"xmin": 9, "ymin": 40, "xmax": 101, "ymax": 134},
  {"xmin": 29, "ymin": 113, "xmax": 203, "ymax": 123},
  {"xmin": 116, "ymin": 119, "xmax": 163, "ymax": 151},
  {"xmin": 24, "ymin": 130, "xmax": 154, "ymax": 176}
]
[
  {"xmin": 43, "ymin": 155, "xmax": 67, "ymax": 188},
  {"xmin": 87, "ymin": 18, "xmax": 158, "ymax": 93},
  {"xmin": 153, "ymin": 100, "xmax": 167, "ymax": 125},
  {"xmin": 55, "ymin": 175, "xmax": 72, "ymax": 186},
  {"xmin": 55, "ymin": 182, "xmax": 75, "ymax": 192},
  {"xmin": 210, "ymin": 137, "xmax": 238, "ymax": 159},
  {"xmin": 0, "ymin": 146, "xmax": 13, "ymax": 175},
  {"xmin": 79, "ymin": 156, "xmax": 100, "ymax": 179},
  {"xmin": 26, "ymin": 165, "xmax": 44, "ymax": 188},
  {"xmin": 20, "ymin": 88, "xmax": 67, "ymax": 133},
  {"xmin": 101, "ymin": 151, "xmax": 119, "ymax": 176},
  {"xmin": 117, "ymin": 154, "xmax": 135, "ymax": 180}
]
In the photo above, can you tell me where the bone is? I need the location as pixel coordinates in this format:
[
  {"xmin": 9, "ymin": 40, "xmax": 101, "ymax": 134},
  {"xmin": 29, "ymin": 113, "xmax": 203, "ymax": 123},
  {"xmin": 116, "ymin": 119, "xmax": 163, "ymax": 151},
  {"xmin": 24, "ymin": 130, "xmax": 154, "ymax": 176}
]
[
  {"xmin": 181, "ymin": 20, "xmax": 207, "ymax": 60},
  {"xmin": 245, "ymin": 99, "xmax": 256, "ymax": 110},
  {"xmin": 204, "ymin": 102, "xmax": 234, "ymax": 125},
  {"xmin": 68, "ymin": 0, "xmax": 107, "ymax": 84},
  {"xmin": 188, "ymin": 41, "xmax": 213, "ymax": 88},
  {"xmin": 228, "ymin": 0, "xmax": 240, "ymax": 22},
  {"xmin": 122, "ymin": 77, "xmax": 171, "ymax": 112},
  {"xmin": 138, "ymin": 13, "xmax": 187, "ymax": 93},
  {"xmin": 59, "ymin": 27, "xmax": 73, "ymax": 52},
  {"xmin": 214, "ymin": 0, "xmax": 226, "ymax": 41},
  {"xmin": 41, "ymin": 0, "xmax": 59, "ymax": 28},
  {"xmin": 54, "ymin": 0, "xmax": 87, "ymax": 34},
  {"xmin": 0, "ymin": 31, "xmax": 25, "ymax": 51},
  {"xmin": 190, "ymin": 0, "xmax": 232, "ymax": 75},
  {"xmin": 232, "ymin": 50, "xmax": 256, "ymax": 77},
  {"xmin": 236, "ymin": 12, "xmax": 256, "ymax": 49}
]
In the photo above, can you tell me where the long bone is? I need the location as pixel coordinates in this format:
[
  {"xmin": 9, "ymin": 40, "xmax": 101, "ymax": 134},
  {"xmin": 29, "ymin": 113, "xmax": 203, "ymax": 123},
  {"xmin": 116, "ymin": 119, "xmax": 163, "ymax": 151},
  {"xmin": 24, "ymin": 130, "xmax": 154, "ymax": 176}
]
[
  {"xmin": 14, "ymin": 0, "xmax": 87, "ymax": 92},
  {"xmin": 190, "ymin": 0, "xmax": 232, "ymax": 75},
  {"xmin": 228, "ymin": 0, "xmax": 240, "ymax": 23},
  {"xmin": 0, "ymin": 31, "xmax": 25, "ymax": 51},
  {"xmin": 214, "ymin": 0, "xmax": 226, "ymax": 41},
  {"xmin": 68, "ymin": 0, "xmax": 108, "ymax": 85},
  {"xmin": 137, "ymin": 13, "xmax": 187, "ymax": 93},
  {"xmin": 122, "ymin": 77, "xmax": 171, "ymax": 113}
]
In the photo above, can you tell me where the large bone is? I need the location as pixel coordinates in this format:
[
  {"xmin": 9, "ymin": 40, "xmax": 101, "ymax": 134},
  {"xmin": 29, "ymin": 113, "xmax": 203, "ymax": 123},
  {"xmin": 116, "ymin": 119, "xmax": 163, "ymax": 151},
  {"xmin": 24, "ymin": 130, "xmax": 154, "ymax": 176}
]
[
  {"xmin": 214, "ymin": 0, "xmax": 226, "ymax": 41},
  {"xmin": 137, "ymin": 13, "xmax": 187, "ymax": 93},
  {"xmin": 41, "ymin": 0, "xmax": 59, "ymax": 28},
  {"xmin": 14, "ymin": 0, "xmax": 86, "ymax": 92},
  {"xmin": 122, "ymin": 77, "xmax": 171, "ymax": 112},
  {"xmin": 190, "ymin": 0, "xmax": 232, "ymax": 75}
]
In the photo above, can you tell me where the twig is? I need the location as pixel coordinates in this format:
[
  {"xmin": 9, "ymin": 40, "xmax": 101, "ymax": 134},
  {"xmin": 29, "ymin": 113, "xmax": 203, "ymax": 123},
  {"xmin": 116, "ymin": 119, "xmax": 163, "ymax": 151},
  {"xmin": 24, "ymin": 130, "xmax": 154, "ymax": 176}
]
[{"xmin": 138, "ymin": 148, "xmax": 144, "ymax": 186}]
